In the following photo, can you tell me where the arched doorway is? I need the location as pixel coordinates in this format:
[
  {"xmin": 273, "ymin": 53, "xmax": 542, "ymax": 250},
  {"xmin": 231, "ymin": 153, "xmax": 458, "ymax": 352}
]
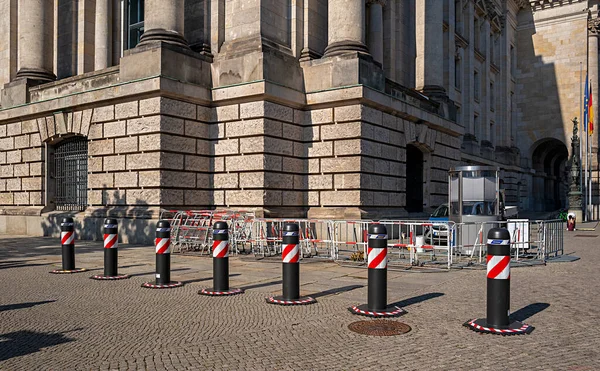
[
  {"xmin": 531, "ymin": 139, "xmax": 568, "ymax": 211},
  {"xmin": 406, "ymin": 145, "xmax": 424, "ymax": 212}
]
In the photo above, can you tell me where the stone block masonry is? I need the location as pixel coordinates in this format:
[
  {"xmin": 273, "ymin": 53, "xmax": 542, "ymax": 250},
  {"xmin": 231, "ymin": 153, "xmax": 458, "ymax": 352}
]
[{"xmin": 0, "ymin": 95, "xmax": 462, "ymax": 222}]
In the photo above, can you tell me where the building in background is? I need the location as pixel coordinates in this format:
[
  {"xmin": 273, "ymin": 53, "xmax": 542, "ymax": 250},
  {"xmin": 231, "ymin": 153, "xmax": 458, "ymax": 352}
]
[{"xmin": 0, "ymin": 0, "xmax": 597, "ymax": 241}]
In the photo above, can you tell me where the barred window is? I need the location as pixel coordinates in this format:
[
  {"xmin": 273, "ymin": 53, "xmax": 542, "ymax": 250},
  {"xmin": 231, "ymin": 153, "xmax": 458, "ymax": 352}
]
[{"xmin": 54, "ymin": 137, "xmax": 88, "ymax": 211}]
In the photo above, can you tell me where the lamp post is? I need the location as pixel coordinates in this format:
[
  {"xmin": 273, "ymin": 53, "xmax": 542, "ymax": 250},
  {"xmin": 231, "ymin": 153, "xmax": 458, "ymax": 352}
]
[{"xmin": 568, "ymin": 118, "xmax": 583, "ymax": 224}]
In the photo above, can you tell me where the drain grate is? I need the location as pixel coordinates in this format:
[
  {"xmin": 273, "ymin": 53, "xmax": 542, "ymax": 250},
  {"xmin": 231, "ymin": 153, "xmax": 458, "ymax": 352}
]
[
  {"xmin": 348, "ymin": 320, "xmax": 411, "ymax": 336},
  {"xmin": 574, "ymin": 235, "xmax": 597, "ymax": 238}
]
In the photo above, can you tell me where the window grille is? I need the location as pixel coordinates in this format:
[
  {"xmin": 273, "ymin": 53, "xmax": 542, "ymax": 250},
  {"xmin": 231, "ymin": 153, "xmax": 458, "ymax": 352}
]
[{"xmin": 54, "ymin": 137, "xmax": 88, "ymax": 211}]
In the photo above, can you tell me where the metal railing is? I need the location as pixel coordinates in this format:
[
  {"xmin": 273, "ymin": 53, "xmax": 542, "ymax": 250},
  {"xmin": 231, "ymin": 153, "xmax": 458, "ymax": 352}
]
[{"xmin": 157, "ymin": 210, "xmax": 564, "ymax": 269}]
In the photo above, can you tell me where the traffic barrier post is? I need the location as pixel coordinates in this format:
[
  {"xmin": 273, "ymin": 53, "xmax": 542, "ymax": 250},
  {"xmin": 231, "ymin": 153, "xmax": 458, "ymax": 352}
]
[
  {"xmin": 199, "ymin": 221, "xmax": 243, "ymax": 296},
  {"xmin": 266, "ymin": 223, "xmax": 316, "ymax": 306},
  {"xmin": 91, "ymin": 218, "xmax": 129, "ymax": 280},
  {"xmin": 464, "ymin": 228, "xmax": 534, "ymax": 335},
  {"xmin": 50, "ymin": 217, "xmax": 87, "ymax": 274},
  {"xmin": 142, "ymin": 220, "xmax": 183, "ymax": 289},
  {"xmin": 349, "ymin": 223, "xmax": 406, "ymax": 317}
]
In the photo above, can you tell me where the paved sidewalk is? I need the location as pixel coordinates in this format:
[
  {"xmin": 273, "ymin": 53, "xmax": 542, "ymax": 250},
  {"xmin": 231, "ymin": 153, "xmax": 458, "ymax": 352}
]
[{"xmin": 0, "ymin": 230, "xmax": 598, "ymax": 370}]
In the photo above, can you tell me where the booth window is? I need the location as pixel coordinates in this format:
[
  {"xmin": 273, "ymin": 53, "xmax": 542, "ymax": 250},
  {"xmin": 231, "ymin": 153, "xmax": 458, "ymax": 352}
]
[{"xmin": 53, "ymin": 137, "xmax": 88, "ymax": 211}]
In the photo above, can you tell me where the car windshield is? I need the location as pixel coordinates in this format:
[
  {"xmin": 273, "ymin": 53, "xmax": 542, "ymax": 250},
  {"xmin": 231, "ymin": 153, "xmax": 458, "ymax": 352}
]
[
  {"xmin": 463, "ymin": 201, "xmax": 494, "ymax": 216},
  {"xmin": 432, "ymin": 205, "xmax": 448, "ymax": 217}
]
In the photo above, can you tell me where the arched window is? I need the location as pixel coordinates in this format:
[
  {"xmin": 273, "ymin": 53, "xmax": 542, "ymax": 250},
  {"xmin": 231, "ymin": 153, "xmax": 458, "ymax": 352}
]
[{"xmin": 53, "ymin": 137, "xmax": 88, "ymax": 211}]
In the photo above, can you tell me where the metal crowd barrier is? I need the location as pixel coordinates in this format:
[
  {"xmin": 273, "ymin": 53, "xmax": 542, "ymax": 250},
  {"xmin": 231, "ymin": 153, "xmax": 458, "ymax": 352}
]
[{"xmin": 158, "ymin": 210, "xmax": 564, "ymax": 269}]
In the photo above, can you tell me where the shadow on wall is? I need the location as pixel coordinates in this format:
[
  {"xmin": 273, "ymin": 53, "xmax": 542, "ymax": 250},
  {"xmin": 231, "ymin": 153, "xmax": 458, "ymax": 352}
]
[
  {"xmin": 517, "ymin": 9, "xmax": 569, "ymax": 212},
  {"xmin": 40, "ymin": 190, "xmax": 155, "ymax": 245}
]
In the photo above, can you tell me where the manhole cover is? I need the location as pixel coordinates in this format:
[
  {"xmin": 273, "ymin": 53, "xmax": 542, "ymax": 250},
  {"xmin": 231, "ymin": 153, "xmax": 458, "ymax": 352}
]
[{"xmin": 348, "ymin": 320, "xmax": 411, "ymax": 336}]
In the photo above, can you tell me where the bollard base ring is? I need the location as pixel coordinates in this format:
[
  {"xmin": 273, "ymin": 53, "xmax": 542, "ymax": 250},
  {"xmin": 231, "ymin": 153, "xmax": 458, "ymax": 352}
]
[
  {"xmin": 349, "ymin": 304, "xmax": 407, "ymax": 318},
  {"xmin": 90, "ymin": 274, "xmax": 130, "ymax": 280},
  {"xmin": 463, "ymin": 318, "xmax": 534, "ymax": 335},
  {"xmin": 50, "ymin": 268, "xmax": 88, "ymax": 274},
  {"xmin": 141, "ymin": 281, "xmax": 183, "ymax": 289},
  {"xmin": 199, "ymin": 288, "xmax": 244, "ymax": 296},
  {"xmin": 265, "ymin": 295, "xmax": 317, "ymax": 306}
]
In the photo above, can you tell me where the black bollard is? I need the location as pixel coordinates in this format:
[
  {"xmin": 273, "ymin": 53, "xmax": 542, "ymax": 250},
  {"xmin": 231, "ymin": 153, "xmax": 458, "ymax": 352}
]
[
  {"xmin": 142, "ymin": 220, "xmax": 182, "ymax": 289},
  {"xmin": 199, "ymin": 222, "xmax": 243, "ymax": 296},
  {"xmin": 349, "ymin": 223, "xmax": 406, "ymax": 317},
  {"xmin": 61, "ymin": 217, "xmax": 75, "ymax": 271},
  {"xmin": 91, "ymin": 219, "xmax": 129, "ymax": 280},
  {"xmin": 50, "ymin": 217, "xmax": 87, "ymax": 274},
  {"xmin": 464, "ymin": 228, "xmax": 534, "ymax": 335},
  {"xmin": 266, "ymin": 222, "xmax": 315, "ymax": 305},
  {"xmin": 368, "ymin": 223, "xmax": 388, "ymax": 311}
]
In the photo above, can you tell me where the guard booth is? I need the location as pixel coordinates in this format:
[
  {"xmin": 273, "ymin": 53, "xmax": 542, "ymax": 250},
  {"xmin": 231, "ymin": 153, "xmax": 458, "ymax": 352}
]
[{"xmin": 449, "ymin": 166, "xmax": 501, "ymax": 255}]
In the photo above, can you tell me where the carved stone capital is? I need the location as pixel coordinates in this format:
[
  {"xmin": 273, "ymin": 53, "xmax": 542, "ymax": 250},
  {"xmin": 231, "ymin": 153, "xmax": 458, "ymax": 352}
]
[{"xmin": 588, "ymin": 12, "xmax": 600, "ymax": 35}]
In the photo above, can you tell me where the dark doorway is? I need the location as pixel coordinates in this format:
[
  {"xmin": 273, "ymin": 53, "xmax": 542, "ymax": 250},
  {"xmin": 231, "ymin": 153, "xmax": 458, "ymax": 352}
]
[
  {"xmin": 406, "ymin": 145, "xmax": 424, "ymax": 212},
  {"xmin": 532, "ymin": 138, "xmax": 568, "ymax": 212}
]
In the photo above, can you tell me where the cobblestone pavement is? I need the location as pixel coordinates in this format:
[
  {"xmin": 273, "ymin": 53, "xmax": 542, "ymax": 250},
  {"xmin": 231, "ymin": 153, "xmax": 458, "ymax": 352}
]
[{"xmin": 0, "ymin": 229, "xmax": 598, "ymax": 370}]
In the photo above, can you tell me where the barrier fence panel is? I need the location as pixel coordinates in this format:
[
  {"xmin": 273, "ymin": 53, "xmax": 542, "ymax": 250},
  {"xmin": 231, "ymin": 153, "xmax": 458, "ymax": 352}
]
[
  {"xmin": 542, "ymin": 220, "xmax": 564, "ymax": 260},
  {"xmin": 158, "ymin": 210, "xmax": 564, "ymax": 269},
  {"xmin": 331, "ymin": 220, "xmax": 370, "ymax": 262},
  {"xmin": 297, "ymin": 220, "xmax": 335, "ymax": 259},
  {"xmin": 379, "ymin": 220, "xmax": 455, "ymax": 269}
]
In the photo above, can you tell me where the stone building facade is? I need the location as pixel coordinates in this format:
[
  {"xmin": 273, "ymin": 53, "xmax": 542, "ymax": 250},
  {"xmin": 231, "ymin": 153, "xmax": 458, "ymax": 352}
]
[{"xmin": 0, "ymin": 0, "xmax": 598, "ymax": 241}]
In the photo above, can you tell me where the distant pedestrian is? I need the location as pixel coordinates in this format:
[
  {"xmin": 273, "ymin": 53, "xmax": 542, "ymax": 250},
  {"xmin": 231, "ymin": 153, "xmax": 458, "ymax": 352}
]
[{"xmin": 567, "ymin": 214, "xmax": 576, "ymax": 231}]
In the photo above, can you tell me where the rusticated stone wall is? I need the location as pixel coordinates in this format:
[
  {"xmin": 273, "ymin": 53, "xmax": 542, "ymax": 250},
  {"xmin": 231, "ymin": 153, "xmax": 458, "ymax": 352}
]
[{"xmin": 0, "ymin": 96, "xmax": 462, "ymax": 220}]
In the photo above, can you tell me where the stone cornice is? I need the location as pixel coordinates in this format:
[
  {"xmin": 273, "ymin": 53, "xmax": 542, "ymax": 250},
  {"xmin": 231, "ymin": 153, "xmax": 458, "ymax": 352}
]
[{"xmin": 528, "ymin": 0, "xmax": 585, "ymax": 11}]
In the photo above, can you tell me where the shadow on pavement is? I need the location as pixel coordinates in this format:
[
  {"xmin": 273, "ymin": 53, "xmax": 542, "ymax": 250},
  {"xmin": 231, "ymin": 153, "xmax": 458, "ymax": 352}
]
[
  {"xmin": 241, "ymin": 280, "xmax": 283, "ymax": 291},
  {"xmin": 0, "ymin": 260, "xmax": 53, "ymax": 270},
  {"xmin": 0, "ymin": 300, "xmax": 56, "ymax": 313},
  {"xmin": 0, "ymin": 236, "xmax": 150, "ymax": 261},
  {"xmin": 0, "ymin": 329, "xmax": 80, "ymax": 362},
  {"xmin": 181, "ymin": 274, "xmax": 241, "ymax": 284},
  {"xmin": 127, "ymin": 268, "xmax": 191, "ymax": 277},
  {"xmin": 311, "ymin": 284, "xmax": 364, "ymax": 299},
  {"xmin": 510, "ymin": 302, "xmax": 550, "ymax": 322},
  {"xmin": 390, "ymin": 292, "xmax": 445, "ymax": 308},
  {"xmin": 119, "ymin": 264, "xmax": 147, "ymax": 269}
]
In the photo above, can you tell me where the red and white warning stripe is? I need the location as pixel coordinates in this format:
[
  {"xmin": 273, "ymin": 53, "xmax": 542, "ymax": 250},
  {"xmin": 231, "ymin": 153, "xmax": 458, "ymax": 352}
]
[
  {"xmin": 368, "ymin": 247, "xmax": 387, "ymax": 269},
  {"xmin": 466, "ymin": 319, "xmax": 531, "ymax": 334},
  {"xmin": 282, "ymin": 243, "xmax": 299, "ymax": 263},
  {"xmin": 61, "ymin": 231, "xmax": 74, "ymax": 245},
  {"xmin": 487, "ymin": 255, "xmax": 510, "ymax": 279},
  {"xmin": 212, "ymin": 240, "xmax": 229, "ymax": 258},
  {"xmin": 103, "ymin": 234, "xmax": 118, "ymax": 249},
  {"xmin": 201, "ymin": 288, "xmax": 243, "ymax": 296},
  {"xmin": 155, "ymin": 237, "xmax": 171, "ymax": 254},
  {"xmin": 350, "ymin": 305, "xmax": 405, "ymax": 317},
  {"xmin": 267, "ymin": 297, "xmax": 315, "ymax": 305}
]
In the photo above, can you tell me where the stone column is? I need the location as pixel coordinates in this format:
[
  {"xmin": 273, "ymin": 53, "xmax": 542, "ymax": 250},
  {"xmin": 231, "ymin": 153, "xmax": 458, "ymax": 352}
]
[
  {"xmin": 324, "ymin": 0, "xmax": 369, "ymax": 56},
  {"xmin": 138, "ymin": 0, "xmax": 188, "ymax": 48},
  {"xmin": 367, "ymin": 0, "xmax": 384, "ymax": 66},
  {"xmin": 95, "ymin": 0, "xmax": 112, "ymax": 70},
  {"xmin": 415, "ymin": 0, "xmax": 445, "ymax": 96},
  {"xmin": 15, "ymin": 0, "xmax": 55, "ymax": 81}
]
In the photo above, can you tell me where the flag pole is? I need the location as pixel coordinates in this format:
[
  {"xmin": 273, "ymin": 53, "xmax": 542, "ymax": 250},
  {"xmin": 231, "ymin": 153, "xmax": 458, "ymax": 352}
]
[
  {"xmin": 588, "ymin": 120, "xmax": 594, "ymax": 220},
  {"xmin": 589, "ymin": 115, "xmax": 592, "ymax": 221},
  {"xmin": 580, "ymin": 62, "xmax": 584, "ymax": 201}
]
